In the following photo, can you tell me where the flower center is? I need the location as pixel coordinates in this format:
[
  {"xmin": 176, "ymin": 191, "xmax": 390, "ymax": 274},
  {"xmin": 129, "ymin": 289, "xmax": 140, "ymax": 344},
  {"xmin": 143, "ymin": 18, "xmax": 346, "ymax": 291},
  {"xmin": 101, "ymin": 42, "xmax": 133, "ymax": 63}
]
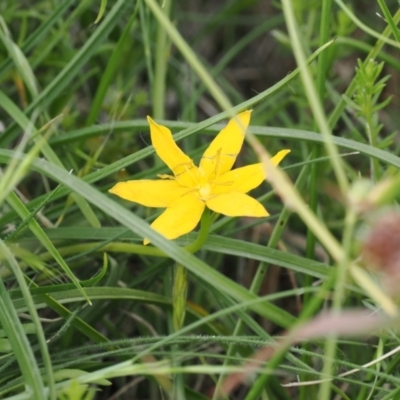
[{"xmin": 198, "ymin": 183, "xmax": 211, "ymax": 201}]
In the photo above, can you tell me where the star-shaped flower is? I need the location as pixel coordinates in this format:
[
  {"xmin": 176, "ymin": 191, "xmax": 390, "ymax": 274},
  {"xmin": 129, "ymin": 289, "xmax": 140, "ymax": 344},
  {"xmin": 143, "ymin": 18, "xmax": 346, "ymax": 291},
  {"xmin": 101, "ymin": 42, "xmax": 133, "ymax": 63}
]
[{"xmin": 109, "ymin": 111, "xmax": 290, "ymax": 244}]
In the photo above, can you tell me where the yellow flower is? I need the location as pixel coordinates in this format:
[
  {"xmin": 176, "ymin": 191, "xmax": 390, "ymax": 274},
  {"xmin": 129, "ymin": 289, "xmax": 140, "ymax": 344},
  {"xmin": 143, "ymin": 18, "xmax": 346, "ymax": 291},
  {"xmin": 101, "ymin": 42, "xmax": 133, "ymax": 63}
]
[{"xmin": 109, "ymin": 111, "xmax": 290, "ymax": 244}]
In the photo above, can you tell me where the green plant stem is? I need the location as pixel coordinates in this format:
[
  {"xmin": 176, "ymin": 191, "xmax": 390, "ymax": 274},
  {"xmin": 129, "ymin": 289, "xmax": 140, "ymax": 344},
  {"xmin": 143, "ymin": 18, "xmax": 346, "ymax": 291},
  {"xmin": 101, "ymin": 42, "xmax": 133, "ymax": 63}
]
[
  {"xmin": 303, "ymin": 2, "xmax": 332, "ymax": 398},
  {"xmin": 365, "ymin": 111, "xmax": 381, "ymax": 182},
  {"xmin": 306, "ymin": 0, "xmax": 332, "ymax": 266},
  {"xmin": 172, "ymin": 209, "xmax": 211, "ymax": 337},
  {"xmin": 173, "ymin": 263, "xmax": 187, "ymax": 332},
  {"xmin": 318, "ymin": 208, "xmax": 356, "ymax": 400},
  {"xmin": 172, "ymin": 208, "xmax": 211, "ymax": 389},
  {"xmin": 140, "ymin": 1, "xmax": 154, "ymax": 87},
  {"xmin": 152, "ymin": 0, "xmax": 172, "ymax": 119},
  {"xmin": 281, "ymin": 0, "xmax": 348, "ymax": 196},
  {"xmin": 185, "ymin": 208, "xmax": 212, "ymax": 254}
]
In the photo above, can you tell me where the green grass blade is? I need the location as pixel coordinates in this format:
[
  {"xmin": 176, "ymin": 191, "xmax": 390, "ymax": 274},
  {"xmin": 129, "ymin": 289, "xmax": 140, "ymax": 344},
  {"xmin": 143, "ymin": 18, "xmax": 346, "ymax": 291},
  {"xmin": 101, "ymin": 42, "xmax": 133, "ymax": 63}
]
[
  {"xmin": 335, "ymin": 0, "xmax": 400, "ymax": 49},
  {"xmin": 376, "ymin": 0, "xmax": 400, "ymax": 43},
  {"xmin": 0, "ymin": 0, "xmax": 76, "ymax": 79},
  {"xmin": 0, "ymin": 241, "xmax": 45, "ymax": 399},
  {"xmin": 0, "ymin": 17, "xmax": 39, "ymax": 98},
  {"xmin": 0, "ymin": 88, "xmax": 101, "ymax": 228},
  {"xmin": 86, "ymin": 2, "xmax": 139, "ymax": 125},
  {"xmin": 0, "ymin": 0, "xmax": 130, "ymax": 147},
  {"xmin": 6, "ymin": 191, "xmax": 91, "ymax": 305}
]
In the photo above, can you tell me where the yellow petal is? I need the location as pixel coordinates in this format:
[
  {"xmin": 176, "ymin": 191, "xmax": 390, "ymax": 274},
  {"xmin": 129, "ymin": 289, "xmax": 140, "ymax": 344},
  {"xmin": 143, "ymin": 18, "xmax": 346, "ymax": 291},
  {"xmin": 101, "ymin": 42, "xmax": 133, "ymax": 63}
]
[
  {"xmin": 211, "ymin": 149, "xmax": 290, "ymax": 195},
  {"xmin": 271, "ymin": 149, "xmax": 291, "ymax": 168},
  {"xmin": 147, "ymin": 116, "xmax": 198, "ymax": 187},
  {"xmin": 145, "ymin": 193, "xmax": 205, "ymax": 244},
  {"xmin": 212, "ymin": 163, "xmax": 265, "ymax": 195},
  {"xmin": 109, "ymin": 180, "xmax": 191, "ymax": 208},
  {"xmin": 206, "ymin": 192, "xmax": 269, "ymax": 217},
  {"xmin": 199, "ymin": 111, "xmax": 252, "ymax": 179}
]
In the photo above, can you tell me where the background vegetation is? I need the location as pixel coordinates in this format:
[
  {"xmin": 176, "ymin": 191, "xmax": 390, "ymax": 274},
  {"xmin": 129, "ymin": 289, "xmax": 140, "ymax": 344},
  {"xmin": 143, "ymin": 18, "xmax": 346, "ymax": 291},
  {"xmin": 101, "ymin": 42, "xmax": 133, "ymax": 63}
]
[{"xmin": 1, "ymin": 0, "xmax": 400, "ymax": 399}]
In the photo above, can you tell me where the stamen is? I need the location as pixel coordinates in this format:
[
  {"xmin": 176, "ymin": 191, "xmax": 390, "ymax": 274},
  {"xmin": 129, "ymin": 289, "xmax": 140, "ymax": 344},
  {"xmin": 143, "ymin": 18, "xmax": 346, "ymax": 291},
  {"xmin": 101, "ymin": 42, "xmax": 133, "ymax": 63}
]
[
  {"xmin": 212, "ymin": 180, "xmax": 234, "ymax": 187},
  {"xmin": 202, "ymin": 149, "xmax": 239, "ymax": 179},
  {"xmin": 157, "ymin": 174, "xmax": 175, "ymax": 180},
  {"xmin": 213, "ymin": 149, "xmax": 222, "ymax": 178},
  {"xmin": 174, "ymin": 161, "xmax": 195, "ymax": 177},
  {"xmin": 173, "ymin": 161, "xmax": 200, "ymax": 188}
]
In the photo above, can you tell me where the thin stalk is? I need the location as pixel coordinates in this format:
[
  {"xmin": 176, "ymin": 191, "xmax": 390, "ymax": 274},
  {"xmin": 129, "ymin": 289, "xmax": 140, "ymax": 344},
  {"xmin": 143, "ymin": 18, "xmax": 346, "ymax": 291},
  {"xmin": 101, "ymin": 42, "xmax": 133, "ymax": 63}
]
[
  {"xmin": 306, "ymin": 0, "xmax": 333, "ymax": 263},
  {"xmin": 173, "ymin": 263, "xmax": 188, "ymax": 332},
  {"xmin": 304, "ymin": 2, "xmax": 333, "ymax": 397},
  {"xmin": 185, "ymin": 207, "xmax": 212, "ymax": 254},
  {"xmin": 365, "ymin": 111, "xmax": 381, "ymax": 182},
  {"xmin": 174, "ymin": 208, "xmax": 211, "ymax": 395},
  {"xmin": 171, "ymin": 199, "xmax": 213, "ymax": 334},
  {"xmin": 318, "ymin": 208, "xmax": 356, "ymax": 400},
  {"xmin": 281, "ymin": 0, "xmax": 349, "ymax": 195},
  {"xmin": 152, "ymin": 0, "xmax": 172, "ymax": 119}
]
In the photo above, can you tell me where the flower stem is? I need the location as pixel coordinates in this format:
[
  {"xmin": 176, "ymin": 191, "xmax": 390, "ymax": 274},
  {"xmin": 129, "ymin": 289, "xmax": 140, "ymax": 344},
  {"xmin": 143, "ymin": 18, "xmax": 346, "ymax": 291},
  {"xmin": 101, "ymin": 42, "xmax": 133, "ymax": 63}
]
[
  {"xmin": 173, "ymin": 209, "xmax": 211, "ymax": 332},
  {"xmin": 184, "ymin": 207, "xmax": 212, "ymax": 254},
  {"xmin": 172, "ymin": 263, "xmax": 187, "ymax": 332}
]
